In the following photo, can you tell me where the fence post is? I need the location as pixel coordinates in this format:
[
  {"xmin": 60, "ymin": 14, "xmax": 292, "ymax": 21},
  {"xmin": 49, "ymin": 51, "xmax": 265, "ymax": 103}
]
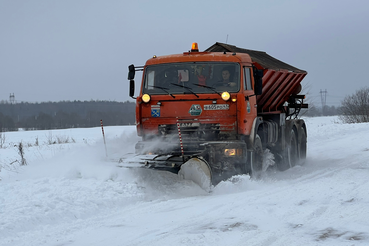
[{"xmin": 100, "ymin": 119, "xmax": 108, "ymax": 158}]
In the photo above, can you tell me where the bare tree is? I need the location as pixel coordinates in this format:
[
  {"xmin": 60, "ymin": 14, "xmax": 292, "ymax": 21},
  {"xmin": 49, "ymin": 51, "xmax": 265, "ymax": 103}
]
[
  {"xmin": 18, "ymin": 142, "xmax": 27, "ymax": 166},
  {"xmin": 339, "ymin": 87, "xmax": 369, "ymax": 123}
]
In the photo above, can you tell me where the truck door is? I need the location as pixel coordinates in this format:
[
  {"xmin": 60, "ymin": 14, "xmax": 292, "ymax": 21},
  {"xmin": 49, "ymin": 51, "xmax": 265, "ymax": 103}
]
[
  {"xmin": 240, "ymin": 66, "xmax": 257, "ymax": 135},
  {"xmin": 243, "ymin": 67, "xmax": 257, "ymax": 112}
]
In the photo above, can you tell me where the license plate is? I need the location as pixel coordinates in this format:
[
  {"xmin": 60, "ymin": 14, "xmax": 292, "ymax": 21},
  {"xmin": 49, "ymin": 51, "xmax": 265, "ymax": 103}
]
[
  {"xmin": 204, "ymin": 104, "xmax": 229, "ymax": 110},
  {"xmin": 180, "ymin": 122, "xmax": 200, "ymax": 127}
]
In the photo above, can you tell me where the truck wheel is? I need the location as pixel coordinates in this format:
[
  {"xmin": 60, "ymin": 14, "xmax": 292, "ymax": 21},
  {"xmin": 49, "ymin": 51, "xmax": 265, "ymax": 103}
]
[
  {"xmin": 299, "ymin": 128, "xmax": 307, "ymax": 165},
  {"xmin": 277, "ymin": 128, "xmax": 298, "ymax": 171},
  {"xmin": 287, "ymin": 129, "xmax": 298, "ymax": 168},
  {"xmin": 251, "ymin": 134, "xmax": 263, "ymax": 178}
]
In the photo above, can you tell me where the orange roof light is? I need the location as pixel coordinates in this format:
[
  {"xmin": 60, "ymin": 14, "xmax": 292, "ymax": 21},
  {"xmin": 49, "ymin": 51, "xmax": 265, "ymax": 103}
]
[{"xmin": 191, "ymin": 42, "xmax": 199, "ymax": 52}]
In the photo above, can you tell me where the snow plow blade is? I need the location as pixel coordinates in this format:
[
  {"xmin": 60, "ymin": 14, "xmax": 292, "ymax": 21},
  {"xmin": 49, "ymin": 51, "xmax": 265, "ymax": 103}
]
[
  {"xmin": 117, "ymin": 154, "xmax": 212, "ymax": 191},
  {"xmin": 178, "ymin": 157, "xmax": 212, "ymax": 192}
]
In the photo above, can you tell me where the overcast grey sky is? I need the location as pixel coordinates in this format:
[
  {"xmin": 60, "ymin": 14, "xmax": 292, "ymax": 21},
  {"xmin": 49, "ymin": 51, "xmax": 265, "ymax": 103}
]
[{"xmin": 1, "ymin": 0, "xmax": 368, "ymax": 106}]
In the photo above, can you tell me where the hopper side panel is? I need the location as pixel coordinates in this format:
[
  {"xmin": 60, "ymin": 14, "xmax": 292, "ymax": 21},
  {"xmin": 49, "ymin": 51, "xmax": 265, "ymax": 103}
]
[
  {"xmin": 258, "ymin": 71, "xmax": 284, "ymax": 105},
  {"xmin": 269, "ymin": 73, "xmax": 303, "ymax": 110},
  {"xmin": 262, "ymin": 70, "xmax": 275, "ymax": 87},
  {"xmin": 261, "ymin": 72, "xmax": 293, "ymax": 111},
  {"xmin": 281, "ymin": 74, "xmax": 307, "ymax": 103}
]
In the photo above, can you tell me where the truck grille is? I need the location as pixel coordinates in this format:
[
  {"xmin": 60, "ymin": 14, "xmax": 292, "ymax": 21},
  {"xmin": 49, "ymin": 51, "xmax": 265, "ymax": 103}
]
[
  {"xmin": 138, "ymin": 123, "xmax": 237, "ymax": 156},
  {"xmin": 158, "ymin": 122, "xmax": 236, "ymax": 142}
]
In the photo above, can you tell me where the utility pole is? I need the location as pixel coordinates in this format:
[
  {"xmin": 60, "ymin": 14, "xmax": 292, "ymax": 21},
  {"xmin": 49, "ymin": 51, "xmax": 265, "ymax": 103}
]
[
  {"xmin": 320, "ymin": 89, "xmax": 327, "ymax": 115},
  {"xmin": 9, "ymin": 93, "xmax": 15, "ymax": 104}
]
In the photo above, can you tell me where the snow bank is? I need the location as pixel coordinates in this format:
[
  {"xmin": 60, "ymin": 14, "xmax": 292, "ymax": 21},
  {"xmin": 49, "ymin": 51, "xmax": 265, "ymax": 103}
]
[{"xmin": 1, "ymin": 116, "xmax": 369, "ymax": 246}]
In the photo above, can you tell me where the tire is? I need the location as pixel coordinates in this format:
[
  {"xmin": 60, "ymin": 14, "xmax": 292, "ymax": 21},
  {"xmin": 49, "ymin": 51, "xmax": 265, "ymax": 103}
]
[
  {"xmin": 298, "ymin": 128, "xmax": 307, "ymax": 165},
  {"xmin": 250, "ymin": 134, "xmax": 263, "ymax": 178},
  {"xmin": 287, "ymin": 129, "xmax": 298, "ymax": 168},
  {"xmin": 277, "ymin": 128, "xmax": 298, "ymax": 171}
]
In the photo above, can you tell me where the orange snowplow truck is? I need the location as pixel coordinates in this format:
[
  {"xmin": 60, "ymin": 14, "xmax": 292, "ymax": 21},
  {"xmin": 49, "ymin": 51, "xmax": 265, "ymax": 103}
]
[{"xmin": 128, "ymin": 42, "xmax": 307, "ymax": 185}]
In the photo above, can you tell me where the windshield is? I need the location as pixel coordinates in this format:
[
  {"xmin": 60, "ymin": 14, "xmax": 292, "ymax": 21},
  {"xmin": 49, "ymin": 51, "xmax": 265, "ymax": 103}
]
[{"xmin": 142, "ymin": 62, "xmax": 240, "ymax": 95}]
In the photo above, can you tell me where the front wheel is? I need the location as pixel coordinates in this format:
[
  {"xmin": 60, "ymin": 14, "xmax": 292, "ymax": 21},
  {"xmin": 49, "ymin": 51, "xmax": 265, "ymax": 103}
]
[{"xmin": 250, "ymin": 134, "xmax": 263, "ymax": 178}]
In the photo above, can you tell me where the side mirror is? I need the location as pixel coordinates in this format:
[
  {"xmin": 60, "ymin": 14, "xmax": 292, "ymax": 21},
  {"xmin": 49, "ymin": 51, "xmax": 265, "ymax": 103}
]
[
  {"xmin": 253, "ymin": 68, "xmax": 263, "ymax": 96},
  {"xmin": 128, "ymin": 64, "xmax": 135, "ymax": 80},
  {"xmin": 129, "ymin": 80, "xmax": 135, "ymax": 98}
]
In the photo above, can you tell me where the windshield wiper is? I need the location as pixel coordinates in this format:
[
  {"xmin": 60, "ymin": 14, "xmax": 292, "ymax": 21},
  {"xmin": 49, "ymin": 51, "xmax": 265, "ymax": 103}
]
[
  {"xmin": 170, "ymin": 83, "xmax": 199, "ymax": 98},
  {"xmin": 192, "ymin": 83, "xmax": 221, "ymax": 96},
  {"xmin": 148, "ymin": 85, "xmax": 175, "ymax": 98}
]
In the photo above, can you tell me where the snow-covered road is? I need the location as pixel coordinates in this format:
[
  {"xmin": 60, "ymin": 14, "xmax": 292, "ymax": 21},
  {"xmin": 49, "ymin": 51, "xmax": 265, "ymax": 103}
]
[{"xmin": 1, "ymin": 116, "xmax": 369, "ymax": 245}]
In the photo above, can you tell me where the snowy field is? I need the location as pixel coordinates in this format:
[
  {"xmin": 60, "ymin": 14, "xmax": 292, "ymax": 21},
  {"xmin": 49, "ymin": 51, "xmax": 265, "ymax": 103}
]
[{"xmin": 1, "ymin": 116, "xmax": 369, "ymax": 246}]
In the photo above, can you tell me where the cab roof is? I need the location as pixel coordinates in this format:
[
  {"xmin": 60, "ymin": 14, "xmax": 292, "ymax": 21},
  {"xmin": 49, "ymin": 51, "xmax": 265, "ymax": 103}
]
[{"xmin": 145, "ymin": 50, "xmax": 252, "ymax": 65}]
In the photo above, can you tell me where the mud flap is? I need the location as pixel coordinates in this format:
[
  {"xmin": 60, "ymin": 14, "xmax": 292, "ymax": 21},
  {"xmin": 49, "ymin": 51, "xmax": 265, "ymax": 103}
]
[{"xmin": 178, "ymin": 157, "xmax": 212, "ymax": 192}]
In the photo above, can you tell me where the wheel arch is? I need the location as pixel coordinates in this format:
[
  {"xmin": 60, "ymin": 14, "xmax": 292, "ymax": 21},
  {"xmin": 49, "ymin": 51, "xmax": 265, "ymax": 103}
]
[{"xmin": 247, "ymin": 116, "xmax": 264, "ymax": 149}]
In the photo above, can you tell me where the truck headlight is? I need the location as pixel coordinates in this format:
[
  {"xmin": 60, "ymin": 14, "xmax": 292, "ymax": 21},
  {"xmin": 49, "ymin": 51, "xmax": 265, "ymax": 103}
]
[
  {"xmin": 142, "ymin": 94, "xmax": 151, "ymax": 103},
  {"xmin": 221, "ymin": 92, "xmax": 230, "ymax": 101}
]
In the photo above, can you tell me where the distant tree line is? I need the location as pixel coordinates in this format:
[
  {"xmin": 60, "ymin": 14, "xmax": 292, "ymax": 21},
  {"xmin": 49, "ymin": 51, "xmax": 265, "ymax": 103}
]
[
  {"xmin": 0, "ymin": 100, "xmax": 135, "ymax": 131},
  {"xmin": 2, "ymin": 97, "xmax": 356, "ymax": 132}
]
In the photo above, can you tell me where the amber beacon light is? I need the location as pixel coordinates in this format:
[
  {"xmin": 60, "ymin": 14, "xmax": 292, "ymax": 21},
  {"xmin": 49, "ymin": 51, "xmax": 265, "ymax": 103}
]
[{"xmin": 191, "ymin": 42, "xmax": 199, "ymax": 52}]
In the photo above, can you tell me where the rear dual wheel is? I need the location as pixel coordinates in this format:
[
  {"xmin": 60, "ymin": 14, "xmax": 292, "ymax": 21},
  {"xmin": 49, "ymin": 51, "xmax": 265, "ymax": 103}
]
[
  {"xmin": 287, "ymin": 129, "xmax": 298, "ymax": 168},
  {"xmin": 298, "ymin": 128, "xmax": 307, "ymax": 165},
  {"xmin": 277, "ymin": 128, "xmax": 298, "ymax": 171}
]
